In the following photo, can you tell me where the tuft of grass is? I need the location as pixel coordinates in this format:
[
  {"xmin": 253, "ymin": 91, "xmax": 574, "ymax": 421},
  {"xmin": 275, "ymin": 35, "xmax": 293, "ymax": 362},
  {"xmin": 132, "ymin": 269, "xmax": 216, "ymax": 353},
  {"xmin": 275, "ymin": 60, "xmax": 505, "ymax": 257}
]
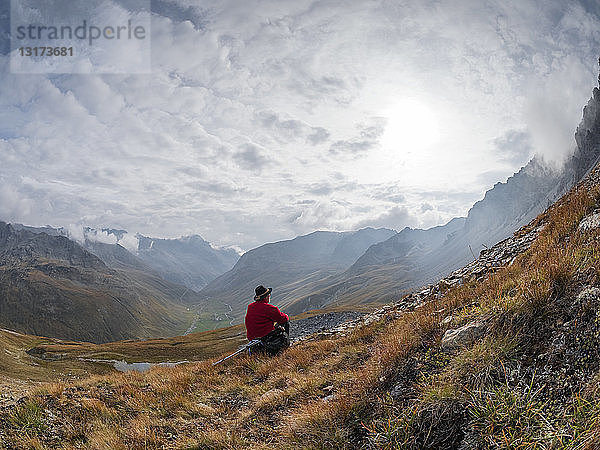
[
  {"xmin": 366, "ymin": 397, "xmax": 466, "ymax": 449},
  {"xmin": 467, "ymin": 375, "xmax": 563, "ymax": 448},
  {"xmin": 9, "ymin": 400, "xmax": 47, "ymax": 434}
]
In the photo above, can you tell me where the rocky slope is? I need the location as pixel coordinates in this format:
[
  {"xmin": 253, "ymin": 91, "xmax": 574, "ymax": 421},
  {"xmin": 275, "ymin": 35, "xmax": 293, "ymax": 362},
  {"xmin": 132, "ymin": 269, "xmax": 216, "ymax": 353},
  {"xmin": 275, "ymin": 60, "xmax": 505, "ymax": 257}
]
[{"xmin": 291, "ymin": 205, "xmax": 544, "ymax": 343}]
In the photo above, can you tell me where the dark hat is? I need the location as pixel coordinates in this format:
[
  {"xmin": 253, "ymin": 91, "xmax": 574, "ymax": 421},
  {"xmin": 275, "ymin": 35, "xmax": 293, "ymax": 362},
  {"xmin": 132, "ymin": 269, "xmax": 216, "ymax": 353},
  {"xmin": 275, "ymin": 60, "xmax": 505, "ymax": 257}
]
[{"xmin": 254, "ymin": 285, "xmax": 272, "ymax": 300}]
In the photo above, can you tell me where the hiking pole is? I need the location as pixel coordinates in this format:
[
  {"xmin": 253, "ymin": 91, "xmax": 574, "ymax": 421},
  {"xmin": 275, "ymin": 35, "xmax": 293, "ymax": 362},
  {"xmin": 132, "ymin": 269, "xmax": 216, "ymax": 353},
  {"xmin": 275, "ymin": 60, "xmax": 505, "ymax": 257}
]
[{"xmin": 212, "ymin": 339, "xmax": 262, "ymax": 366}]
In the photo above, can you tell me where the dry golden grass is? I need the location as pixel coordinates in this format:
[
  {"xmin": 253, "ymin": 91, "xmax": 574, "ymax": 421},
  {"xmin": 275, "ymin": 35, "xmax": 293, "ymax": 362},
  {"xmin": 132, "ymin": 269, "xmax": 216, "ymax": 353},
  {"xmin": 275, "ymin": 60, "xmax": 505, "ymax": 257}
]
[{"xmin": 29, "ymin": 322, "xmax": 248, "ymax": 364}]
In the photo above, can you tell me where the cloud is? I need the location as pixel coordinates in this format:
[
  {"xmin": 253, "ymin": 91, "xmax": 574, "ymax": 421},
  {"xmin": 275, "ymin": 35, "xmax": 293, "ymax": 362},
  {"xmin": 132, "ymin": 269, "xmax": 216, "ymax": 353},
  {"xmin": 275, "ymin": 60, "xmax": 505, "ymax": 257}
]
[
  {"xmin": 65, "ymin": 224, "xmax": 85, "ymax": 244},
  {"xmin": 290, "ymin": 200, "xmax": 355, "ymax": 230},
  {"xmin": 475, "ymin": 170, "xmax": 514, "ymax": 188},
  {"xmin": 233, "ymin": 143, "xmax": 273, "ymax": 172},
  {"xmin": 355, "ymin": 206, "xmax": 412, "ymax": 231},
  {"xmin": 0, "ymin": 181, "xmax": 35, "ymax": 223},
  {"xmin": 118, "ymin": 232, "xmax": 140, "ymax": 252},
  {"xmin": 148, "ymin": 0, "xmax": 212, "ymax": 31},
  {"xmin": 492, "ymin": 129, "xmax": 533, "ymax": 165},
  {"xmin": 307, "ymin": 127, "xmax": 330, "ymax": 145},
  {"xmin": 421, "ymin": 203, "xmax": 433, "ymax": 213},
  {"xmin": 84, "ymin": 228, "xmax": 119, "ymax": 245},
  {"xmin": 306, "ymin": 183, "xmax": 334, "ymax": 196},
  {"xmin": 257, "ymin": 110, "xmax": 331, "ymax": 145},
  {"xmin": 329, "ymin": 119, "xmax": 385, "ymax": 158},
  {"xmin": 0, "ymin": 0, "xmax": 598, "ymax": 251},
  {"xmin": 65, "ymin": 224, "xmax": 140, "ymax": 252},
  {"xmin": 370, "ymin": 185, "xmax": 407, "ymax": 203},
  {"xmin": 524, "ymin": 54, "xmax": 596, "ymax": 166}
]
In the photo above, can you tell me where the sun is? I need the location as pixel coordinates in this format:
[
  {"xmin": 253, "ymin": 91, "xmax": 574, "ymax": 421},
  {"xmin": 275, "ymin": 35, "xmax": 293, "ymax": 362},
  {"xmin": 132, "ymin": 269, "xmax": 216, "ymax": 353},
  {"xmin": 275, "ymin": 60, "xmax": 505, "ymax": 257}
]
[
  {"xmin": 381, "ymin": 99, "xmax": 440, "ymax": 153},
  {"xmin": 346, "ymin": 97, "xmax": 442, "ymax": 184}
]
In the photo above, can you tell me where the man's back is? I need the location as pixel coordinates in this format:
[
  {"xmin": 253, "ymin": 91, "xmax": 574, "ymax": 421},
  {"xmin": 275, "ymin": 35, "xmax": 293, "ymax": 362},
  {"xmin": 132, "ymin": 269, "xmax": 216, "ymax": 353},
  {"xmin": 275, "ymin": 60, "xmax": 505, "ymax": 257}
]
[{"xmin": 245, "ymin": 299, "xmax": 288, "ymax": 340}]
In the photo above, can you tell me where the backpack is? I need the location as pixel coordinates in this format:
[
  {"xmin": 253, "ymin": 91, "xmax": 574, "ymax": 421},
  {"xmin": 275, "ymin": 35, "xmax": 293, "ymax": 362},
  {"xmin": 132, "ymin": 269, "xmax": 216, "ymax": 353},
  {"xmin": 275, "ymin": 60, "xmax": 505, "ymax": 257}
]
[{"xmin": 258, "ymin": 325, "xmax": 290, "ymax": 355}]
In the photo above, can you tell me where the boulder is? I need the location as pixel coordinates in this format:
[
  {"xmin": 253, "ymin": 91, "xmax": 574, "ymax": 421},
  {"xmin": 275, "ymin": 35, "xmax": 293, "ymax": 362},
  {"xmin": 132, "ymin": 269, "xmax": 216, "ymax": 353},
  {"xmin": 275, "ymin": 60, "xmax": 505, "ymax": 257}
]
[
  {"xmin": 441, "ymin": 321, "xmax": 486, "ymax": 350},
  {"xmin": 579, "ymin": 212, "xmax": 600, "ymax": 232}
]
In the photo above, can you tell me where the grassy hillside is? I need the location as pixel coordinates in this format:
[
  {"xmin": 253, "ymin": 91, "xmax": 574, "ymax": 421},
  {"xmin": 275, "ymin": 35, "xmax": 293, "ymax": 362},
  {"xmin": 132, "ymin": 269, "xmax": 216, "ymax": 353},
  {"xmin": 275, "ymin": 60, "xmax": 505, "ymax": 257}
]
[
  {"xmin": 0, "ymin": 328, "xmax": 115, "ymax": 399},
  {"xmin": 0, "ymin": 259, "xmax": 199, "ymax": 343},
  {"xmin": 25, "ymin": 304, "xmax": 380, "ymax": 365},
  {"xmin": 27, "ymin": 324, "xmax": 247, "ymax": 364},
  {"xmin": 0, "ymin": 222, "xmax": 233, "ymax": 343},
  {"xmin": 3, "ymin": 167, "xmax": 600, "ymax": 448}
]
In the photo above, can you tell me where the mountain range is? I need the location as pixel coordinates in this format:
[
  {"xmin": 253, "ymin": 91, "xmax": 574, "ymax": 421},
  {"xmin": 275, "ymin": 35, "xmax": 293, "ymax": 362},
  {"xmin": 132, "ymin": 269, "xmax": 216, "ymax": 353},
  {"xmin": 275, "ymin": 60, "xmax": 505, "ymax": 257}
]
[
  {"xmin": 0, "ymin": 222, "xmax": 206, "ymax": 343},
  {"xmin": 3, "ymin": 87, "xmax": 600, "ymax": 343},
  {"xmin": 198, "ymin": 227, "xmax": 396, "ymax": 318},
  {"xmin": 136, "ymin": 234, "xmax": 239, "ymax": 292}
]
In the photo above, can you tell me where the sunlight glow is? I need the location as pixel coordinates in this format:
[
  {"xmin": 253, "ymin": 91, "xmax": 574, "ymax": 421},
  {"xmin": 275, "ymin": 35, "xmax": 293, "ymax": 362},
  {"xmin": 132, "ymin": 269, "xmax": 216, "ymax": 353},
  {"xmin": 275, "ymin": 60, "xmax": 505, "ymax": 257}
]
[
  {"xmin": 381, "ymin": 99, "xmax": 440, "ymax": 153},
  {"xmin": 348, "ymin": 98, "xmax": 443, "ymax": 185}
]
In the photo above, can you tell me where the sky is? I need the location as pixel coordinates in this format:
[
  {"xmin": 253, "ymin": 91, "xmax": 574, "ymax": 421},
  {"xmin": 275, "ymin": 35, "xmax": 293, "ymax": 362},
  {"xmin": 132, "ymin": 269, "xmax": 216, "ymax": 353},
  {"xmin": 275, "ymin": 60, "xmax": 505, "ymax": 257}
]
[{"xmin": 0, "ymin": 0, "xmax": 599, "ymax": 251}]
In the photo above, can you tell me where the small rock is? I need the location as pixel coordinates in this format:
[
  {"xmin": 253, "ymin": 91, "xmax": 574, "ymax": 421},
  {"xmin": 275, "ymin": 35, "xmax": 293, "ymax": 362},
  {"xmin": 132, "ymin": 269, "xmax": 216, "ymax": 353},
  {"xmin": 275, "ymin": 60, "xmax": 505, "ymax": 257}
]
[
  {"xmin": 579, "ymin": 212, "xmax": 600, "ymax": 232},
  {"xmin": 259, "ymin": 388, "xmax": 283, "ymax": 403},
  {"xmin": 196, "ymin": 402, "xmax": 216, "ymax": 414},
  {"xmin": 441, "ymin": 315, "xmax": 453, "ymax": 325},
  {"xmin": 441, "ymin": 321, "xmax": 486, "ymax": 350},
  {"xmin": 575, "ymin": 286, "xmax": 600, "ymax": 304}
]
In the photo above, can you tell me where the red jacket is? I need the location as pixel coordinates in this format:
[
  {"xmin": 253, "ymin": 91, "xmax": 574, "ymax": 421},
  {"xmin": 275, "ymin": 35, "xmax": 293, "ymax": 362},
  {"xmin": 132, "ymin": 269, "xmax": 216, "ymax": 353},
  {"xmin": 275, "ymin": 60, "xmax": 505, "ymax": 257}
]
[{"xmin": 245, "ymin": 298, "xmax": 289, "ymax": 340}]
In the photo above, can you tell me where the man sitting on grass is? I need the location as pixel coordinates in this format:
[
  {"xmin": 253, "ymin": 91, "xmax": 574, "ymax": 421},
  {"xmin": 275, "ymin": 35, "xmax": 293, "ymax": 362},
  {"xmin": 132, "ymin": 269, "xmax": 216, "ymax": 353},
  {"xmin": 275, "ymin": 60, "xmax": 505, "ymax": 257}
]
[{"xmin": 245, "ymin": 285, "xmax": 290, "ymax": 355}]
